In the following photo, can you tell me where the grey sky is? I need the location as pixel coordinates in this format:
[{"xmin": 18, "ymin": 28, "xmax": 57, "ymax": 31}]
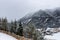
[{"xmin": 0, "ymin": 0, "xmax": 60, "ymax": 21}]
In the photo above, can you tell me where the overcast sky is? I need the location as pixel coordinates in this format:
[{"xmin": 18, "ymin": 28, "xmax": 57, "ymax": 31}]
[{"xmin": 0, "ymin": 0, "xmax": 60, "ymax": 21}]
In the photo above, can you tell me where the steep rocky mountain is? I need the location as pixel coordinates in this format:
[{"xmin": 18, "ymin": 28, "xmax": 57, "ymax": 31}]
[{"xmin": 19, "ymin": 8, "xmax": 60, "ymax": 29}]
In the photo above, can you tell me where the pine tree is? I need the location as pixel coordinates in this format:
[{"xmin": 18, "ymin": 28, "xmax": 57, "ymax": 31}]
[
  {"xmin": 24, "ymin": 21, "xmax": 44, "ymax": 40},
  {"xmin": 10, "ymin": 20, "xmax": 17, "ymax": 34},
  {"xmin": 10, "ymin": 21, "xmax": 14, "ymax": 33},
  {"xmin": 2, "ymin": 18, "xmax": 8, "ymax": 31},
  {"xmin": 0, "ymin": 18, "xmax": 2, "ymax": 30},
  {"xmin": 23, "ymin": 21, "xmax": 36, "ymax": 38},
  {"xmin": 13, "ymin": 19, "xmax": 17, "ymax": 33},
  {"xmin": 17, "ymin": 21, "xmax": 23, "ymax": 36}
]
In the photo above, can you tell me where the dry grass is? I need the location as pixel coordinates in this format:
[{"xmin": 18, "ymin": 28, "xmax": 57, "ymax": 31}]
[{"xmin": 0, "ymin": 30, "xmax": 32, "ymax": 40}]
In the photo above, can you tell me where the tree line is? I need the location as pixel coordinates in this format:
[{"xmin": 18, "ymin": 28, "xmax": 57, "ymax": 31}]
[
  {"xmin": 0, "ymin": 18, "xmax": 23, "ymax": 36},
  {"xmin": 0, "ymin": 18, "xmax": 45, "ymax": 40}
]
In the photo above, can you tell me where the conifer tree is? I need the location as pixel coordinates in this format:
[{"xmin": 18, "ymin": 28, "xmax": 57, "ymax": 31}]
[
  {"xmin": 17, "ymin": 21, "xmax": 23, "ymax": 36},
  {"xmin": 10, "ymin": 21, "xmax": 14, "ymax": 33},
  {"xmin": 0, "ymin": 18, "xmax": 2, "ymax": 30},
  {"xmin": 24, "ymin": 21, "xmax": 44, "ymax": 40},
  {"xmin": 2, "ymin": 18, "xmax": 7, "ymax": 31},
  {"xmin": 13, "ymin": 20, "xmax": 17, "ymax": 33}
]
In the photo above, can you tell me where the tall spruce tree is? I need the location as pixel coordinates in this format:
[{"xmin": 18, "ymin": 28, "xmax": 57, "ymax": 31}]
[
  {"xmin": 10, "ymin": 21, "xmax": 14, "ymax": 33},
  {"xmin": 0, "ymin": 18, "xmax": 2, "ymax": 30},
  {"xmin": 13, "ymin": 20, "xmax": 17, "ymax": 34},
  {"xmin": 17, "ymin": 21, "xmax": 23, "ymax": 36},
  {"xmin": 2, "ymin": 18, "xmax": 7, "ymax": 31},
  {"xmin": 10, "ymin": 20, "xmax": 17, "ymax": 34}
]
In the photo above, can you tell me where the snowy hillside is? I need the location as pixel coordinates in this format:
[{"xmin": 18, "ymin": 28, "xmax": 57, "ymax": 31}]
[
  {"xmin": 44, "ymin": 32, "xmax": 60, "ymax": 40},
  {"xmin": 0, "ymin": 32, "xmax": 17, "ymax": 40}
]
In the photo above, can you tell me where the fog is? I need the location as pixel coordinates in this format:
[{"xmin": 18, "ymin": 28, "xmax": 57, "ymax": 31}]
[{"xmin": 0, "ymin": 0, "xmax": 60, "ymax": 21}]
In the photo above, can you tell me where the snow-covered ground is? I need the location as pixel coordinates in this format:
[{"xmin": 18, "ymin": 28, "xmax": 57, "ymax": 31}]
[
  {"xmin": 44, "ymin": 32, "xmax": 60, "ymax": 40},
  {"xmin": 0, "ymin": 32, "xmax": 17, "ymax": 40}
]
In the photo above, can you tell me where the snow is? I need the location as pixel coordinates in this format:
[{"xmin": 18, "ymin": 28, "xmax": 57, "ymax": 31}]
[
  {"xmin": 36, "ymin": 29, "xmax": 41, "ymax": 31},
  {"xmin": 44, "ymin": 32, "xmax": 60, "ymax": 40},
  {"xmin": 0, "ymin": 32, "xmax": 17, "ymax": 40},
  {"xmin": 46, "ymin": 27, "xmax": 53, "ymax": 31}
]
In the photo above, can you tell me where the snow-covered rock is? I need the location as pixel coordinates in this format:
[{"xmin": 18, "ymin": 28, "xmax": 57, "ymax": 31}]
[
  {"xmin": 0, "ymin": 32, "xmax": 17, "ymax": 40},
  {"xmin": 44, "ymin": 32, "xmax": 60, "ymax": 40}
]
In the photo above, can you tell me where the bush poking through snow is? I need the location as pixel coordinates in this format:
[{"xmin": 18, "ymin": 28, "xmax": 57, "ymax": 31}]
[{"xmin": 23, "ymin": 21, "xmax": 44, "ymax": 40}]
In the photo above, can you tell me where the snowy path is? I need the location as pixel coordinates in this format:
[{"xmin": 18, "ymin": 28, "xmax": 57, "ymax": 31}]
[
  {"xmin": 0, "ymin": 32, "xmax": 17, "ymax": 40},
  {"xmin": 44, "ymin": 32, "xmax": 60, "ymax": 40}
]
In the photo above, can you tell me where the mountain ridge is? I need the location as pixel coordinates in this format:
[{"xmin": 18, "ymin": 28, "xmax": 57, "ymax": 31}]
[{"xmin": 19, "ymin": 8, "xmax": 60, "ymax": 29}]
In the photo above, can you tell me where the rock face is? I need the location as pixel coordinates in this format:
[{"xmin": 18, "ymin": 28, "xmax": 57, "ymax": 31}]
[{"xmin": 19, "ymin": 8, "xmax": 60, "ymax": 29}]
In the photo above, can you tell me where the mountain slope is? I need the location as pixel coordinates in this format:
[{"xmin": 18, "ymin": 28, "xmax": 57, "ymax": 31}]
[{"xmin": 19, "ymin": 8, "xmax": 60, "ymax": 29}]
